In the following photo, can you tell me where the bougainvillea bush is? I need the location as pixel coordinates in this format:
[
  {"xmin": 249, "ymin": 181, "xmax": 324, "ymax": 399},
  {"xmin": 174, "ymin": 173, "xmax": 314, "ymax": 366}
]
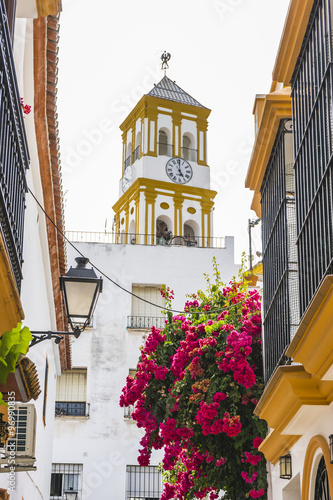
[{"xmin": 120, "ymin": 263, "xmax": 267, "ymax": 500}]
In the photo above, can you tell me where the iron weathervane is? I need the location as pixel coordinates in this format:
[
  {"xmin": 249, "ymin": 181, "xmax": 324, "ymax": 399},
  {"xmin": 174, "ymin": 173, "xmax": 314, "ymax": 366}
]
[{"xmin": 161, "ymin": 51, "xmax": 171, "ymax": 75}]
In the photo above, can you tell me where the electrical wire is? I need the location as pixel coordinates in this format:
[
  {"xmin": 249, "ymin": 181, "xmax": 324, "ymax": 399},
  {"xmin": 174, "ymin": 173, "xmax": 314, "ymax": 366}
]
[{"xmin": 28, "ymin": 188, "xmax": 257, "ymax": 316}]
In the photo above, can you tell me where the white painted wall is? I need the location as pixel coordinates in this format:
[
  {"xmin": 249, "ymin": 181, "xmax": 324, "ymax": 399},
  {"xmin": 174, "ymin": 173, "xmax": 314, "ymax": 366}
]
[
  {"xmin": 0, "ymin": 17, "xmax": 62, "ymax": 500},
  {"xmin": 52, "ymin": 240, "xmax": 239, "ymax": 500},
  {"xmin": 267, "ymin": 402, "xmax": 333, "ymax": 500},
  {"xmin": 119, "ymin": 154, "xmax": 211, "ymax": 197}
]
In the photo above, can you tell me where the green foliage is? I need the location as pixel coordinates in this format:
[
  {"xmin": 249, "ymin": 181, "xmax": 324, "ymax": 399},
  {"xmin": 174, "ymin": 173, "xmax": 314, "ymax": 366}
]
[{"xmin": 0, "ymin": 323, "xmax": 32, "ymax": 405}]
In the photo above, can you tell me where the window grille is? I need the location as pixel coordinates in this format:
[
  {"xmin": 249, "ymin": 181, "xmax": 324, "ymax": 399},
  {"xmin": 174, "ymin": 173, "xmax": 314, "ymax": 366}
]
[
  {"xmin": 0, "ymin": 0, "xmax": 30, "ymax": 292},
  {"xmin": 50, "ymin": 463, "xmax": 83, "ymax": 499},
  {"xmin": 314, "ymin": 456, "xmax": 330, "ymax": 500},
  {"xmin": 260, "ymin": 119, "xmax": 299, "ymax": 381},
  {"xmin": 291, "ymin": 0, "xmax": 333, "ymax": 317},
  {"xmin": 55, "ymin": 402, "xmax": 89, "ymax": 417},
  {"xmin": 126, "ymin": 465, "xmax": 162, "ymax": 500}
]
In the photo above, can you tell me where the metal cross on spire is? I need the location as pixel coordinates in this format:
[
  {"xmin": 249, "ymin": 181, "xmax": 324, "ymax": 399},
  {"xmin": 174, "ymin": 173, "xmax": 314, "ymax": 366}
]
[{"xmin": 161, "ymin": 51, "xmax": 171, "ymax": 76}]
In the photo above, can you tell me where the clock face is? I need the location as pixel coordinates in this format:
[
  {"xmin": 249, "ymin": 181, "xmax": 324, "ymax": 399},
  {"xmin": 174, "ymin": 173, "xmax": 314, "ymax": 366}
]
[
  {"xmin": 166, "ymin": 158, "xmax": 193, "ymax": 184},
  {"xmin": 122, "ymin": 166, "xmax": 132, "ymax": 192}
]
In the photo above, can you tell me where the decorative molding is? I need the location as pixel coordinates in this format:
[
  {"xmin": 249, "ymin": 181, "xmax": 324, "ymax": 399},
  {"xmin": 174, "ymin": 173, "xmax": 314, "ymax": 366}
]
[
  {"xmin": 302, "ymin": 435, "xmax": 333, "ymax": 500},
  {"xmin": 272, "ymin": 0, "xmax": 314, "ymax": 86}
]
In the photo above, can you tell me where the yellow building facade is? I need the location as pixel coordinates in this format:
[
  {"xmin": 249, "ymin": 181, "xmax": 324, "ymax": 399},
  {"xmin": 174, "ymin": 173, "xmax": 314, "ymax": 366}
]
[{"xmin": 246, "ymin": 1, "xmax": 333, "ymax": 498}]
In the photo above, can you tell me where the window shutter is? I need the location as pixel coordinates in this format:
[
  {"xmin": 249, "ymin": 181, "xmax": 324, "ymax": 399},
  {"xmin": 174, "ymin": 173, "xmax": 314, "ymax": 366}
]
[
  {"xmin": 131, "ymin": 286, "xmax": 165, "ymax": 318},
  {"xmin": 56, "ymin": 370, "xmax": 87, "ymax": 402}
]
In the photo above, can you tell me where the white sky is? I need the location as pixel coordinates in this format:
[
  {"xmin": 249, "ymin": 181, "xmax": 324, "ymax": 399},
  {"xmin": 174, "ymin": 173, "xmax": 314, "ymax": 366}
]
[{"xmin": 57, "ymin": 0, "xmax": 291, "ymax": 265}]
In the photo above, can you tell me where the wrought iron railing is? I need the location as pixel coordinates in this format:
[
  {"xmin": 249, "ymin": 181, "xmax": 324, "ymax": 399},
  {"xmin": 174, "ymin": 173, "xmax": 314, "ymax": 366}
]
[
  {"xmin": 291, "ymin": 0, "xmax": 333, "ymax": 317},
  {"xmin": 127, "ymin": 316, "xmax": 165, "ymax": 329},
  {"xmin": 124, "ymin": 155, "xmax": 131, "ymax": 169},
  {"xmin": 261, "ymin": 120, "xmax": 299, "ymax": 382},
  {"xmin": 0, "ymin": 0, "xmax": 29, "ymax": 291},
  {"xmin": 181, "ymin": 146, "xmax": 197, "ymax": 162},
  {"xmin": 66, "ymin": 231, "xmax": 226, "ymax": 249},
  {"xmin": 157, "ymin": 142, "xmax": 173, "ymax": 156},
  {"xmin": 132, "ymin": 146, "xmax": 140, "ymax": 162},
  {"xmin": 55, "ymin": 402, "xmax": 90, "ymax": 417}
]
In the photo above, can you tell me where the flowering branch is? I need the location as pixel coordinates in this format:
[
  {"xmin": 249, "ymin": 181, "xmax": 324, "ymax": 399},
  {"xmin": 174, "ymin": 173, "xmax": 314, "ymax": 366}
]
[
  {"xmin": 20, "ymin": 98, "xmax": 31, "ymax": 116},
  {"xmin": 120, "ymin": 263, "xmax": 266, "ymax": 500}
]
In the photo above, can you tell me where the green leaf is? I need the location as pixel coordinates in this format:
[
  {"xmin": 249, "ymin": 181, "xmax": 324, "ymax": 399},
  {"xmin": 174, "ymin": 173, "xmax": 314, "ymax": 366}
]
[{"xmin": 0, "ymin": 323, "xmax": 32, "ymax": 385}]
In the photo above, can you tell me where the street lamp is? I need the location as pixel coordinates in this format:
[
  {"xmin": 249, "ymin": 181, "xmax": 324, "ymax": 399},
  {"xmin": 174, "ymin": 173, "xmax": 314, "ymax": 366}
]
[
  {"xmin": 60, "ymin": 257, "xmax": 103, "ymax": 336},
  {"xmin": 30, "ymin": 257, "xmax": 103, "ymax": 347},
  {"xmin": 64, "ymin": 489, "xmax": 78, "ymax": 500},
  {"xmin": 279, "ymin": 453, "xmax": 292, "ymax": 479}
]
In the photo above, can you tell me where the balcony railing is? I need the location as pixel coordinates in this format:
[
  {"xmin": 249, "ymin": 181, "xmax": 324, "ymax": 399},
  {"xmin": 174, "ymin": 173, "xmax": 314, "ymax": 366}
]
[
  {"xmin": 124, "ymin": 155, "xmax": 131, "ymax": 169},
  {"xmin": 55, "ymin": 402, "xmax": 90, "ymax": 417},
  {"xmin": 181, "ymin": 147, "xmax": 197, "ymax": 162},
  {"xmin": 0, "ymin": 0, "xmax": 30, "ymax": 291},
  {"xmin": 132, "ymin": 146, "xmax": 140, "ymax": 162},
  {"xmin": 127, "ymin": 316, "xmax": 166, "ymax": 329},
  {"xmin": 66, "ymin": 231, "xmax": 226, "ymax": 248},
  {"xmin": 157, "ymin": 142, "xmax": 173, "ymax": 156}
]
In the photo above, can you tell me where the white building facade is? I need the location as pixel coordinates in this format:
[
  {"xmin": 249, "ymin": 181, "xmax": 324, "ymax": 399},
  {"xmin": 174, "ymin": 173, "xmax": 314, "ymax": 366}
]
[
  {"xmin": 0, "ymin": 2, "xmax": 69, "ymax": 499},
  {"xmin": 52, "ymin": 76, "xmax": 239, "ymax": 500}
]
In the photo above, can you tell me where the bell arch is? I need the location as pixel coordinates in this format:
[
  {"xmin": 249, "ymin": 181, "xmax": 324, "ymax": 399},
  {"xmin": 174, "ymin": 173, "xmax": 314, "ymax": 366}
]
[
  {"xmin": 183, "ymin": 219, "xmax": 199, "ymax": 246},
  {"xmin": 156, "ymin": 215, "xmax": 172, "ymax": 244},
  {"xmin": 158, "ymin": 128, "xmax": 171, "ymax": 156},
  {"xmin": 182, "ymin": 132, "xmax": 196, "ymax": 161}
]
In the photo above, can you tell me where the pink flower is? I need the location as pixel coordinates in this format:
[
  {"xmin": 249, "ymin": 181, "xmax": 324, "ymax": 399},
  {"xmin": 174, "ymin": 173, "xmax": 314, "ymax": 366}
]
[
  {"xmin": 161, "ymin": 483, "xmax": 176, "ymax": 500},
  {"xmin": 250, "ymin": 488, "xmax": 265, "ymax": 498},
  {"xmin": 213, "ymin": 392, "xmax": 227, "ymax": 403},
  {"xmin": 216, "ymin": 457, "xmax": 226, "ymax": 466},
  {"xmin": 241, "ymin": 471, "xmax": 258, "ymax": 483},
  {"xmin": 253, "ymin": 436, "xmax": 264, "ymax": 449},
  {"xmin": 244, "ymin": 451, "xmax": 262, "ymax": 465}
]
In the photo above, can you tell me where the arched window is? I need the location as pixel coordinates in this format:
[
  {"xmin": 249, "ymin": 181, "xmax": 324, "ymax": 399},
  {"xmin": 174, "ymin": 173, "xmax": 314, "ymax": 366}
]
[
  {"xmin": 125, "ymin": 142, "xmax": 132, "ymax": 168},
  {"xmin": 182, "ymin": 133, "xmax": 197, "ymax": 161},
  {"xmin": 134, "ymin": 132, "xmax": 141, "ymax": 162},
  {"xmin": 183, "ymin": 221, "xmax": 199, "ymax": 246},
  {"xmin": 156, "ymin": 216, "xmax": 172, "ymax": 245},
  {"xmin": 158, "ymin": 130, "xmax": 172, "ymax": 156},
  {"xmin": 314, "ymin": 456, "xmax": 330, "ymax": 500}
]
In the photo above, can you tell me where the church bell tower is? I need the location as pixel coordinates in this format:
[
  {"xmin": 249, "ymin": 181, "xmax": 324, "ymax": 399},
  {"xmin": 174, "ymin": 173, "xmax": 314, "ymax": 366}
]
[{"xmin": 112, "ymin": 58, "xmax": 216, "ymax": 247}]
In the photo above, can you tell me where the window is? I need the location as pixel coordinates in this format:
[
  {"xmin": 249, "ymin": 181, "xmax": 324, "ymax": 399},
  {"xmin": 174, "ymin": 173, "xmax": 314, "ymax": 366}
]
[
  {"xmin": 182, "ymin": 134, "xmax": 191, "ymax": 160},
  {"xmin": 182, "ymin": 133, "xmax": 197, "ymax": 161},
  {"xmin": 183, "ymin": 222, "xmax": 197, "ymax": 246},
  {"xmin": 260, "ymin": 119, "xmax": 298, "ymax": 381},
  {"xmin": 50, "ymin": 463, "xmax": 83, "ymax": 500},
  {"xmin": 134, "ymin": 132, "xmax": 141, "ymax": 161},
  {"xmin": 158, "ymin": 129, "xmax": 172, "ymax": 156},
  {"xmin": 128, "ymin": 286, "xmax": 165, "ymax": 329},
  {"xmin": 124, "ymin": 370, "xmax": 136, "ymax": 419},
  {"xmin": 55, "ymin": 369, "xmax": 88, "ymax": 417},
  {"xmin": 314, "ymin": 456, "xmax": 330, "ymax": 500},
  {"xmin": 126, "ymin": 465, "xmax": 162, "ymax": 500}
]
